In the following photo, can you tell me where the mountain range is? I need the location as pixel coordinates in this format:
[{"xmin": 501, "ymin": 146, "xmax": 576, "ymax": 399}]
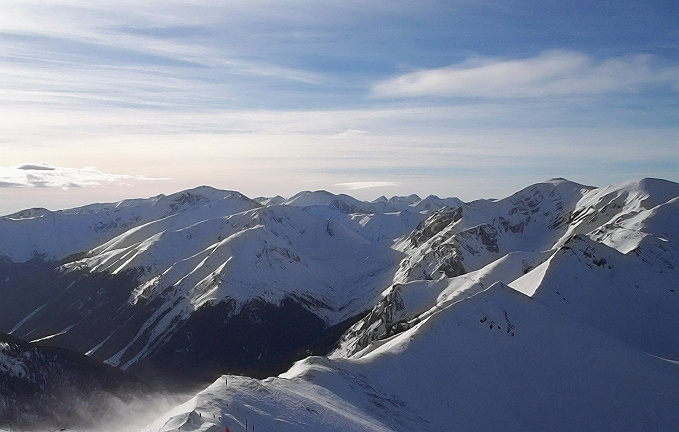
[{"xmin": 1, "ymin": 178, "xmax": 678, "ymax": 431}]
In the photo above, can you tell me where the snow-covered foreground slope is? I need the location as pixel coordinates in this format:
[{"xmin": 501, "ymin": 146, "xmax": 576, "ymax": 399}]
[
  {"xmin": 144, "ymin": 177, "xmax": 679, "ymax": 431},
  {"xmin": 146, "ymin": 283, "xmax": 679, "ymax": 432}
]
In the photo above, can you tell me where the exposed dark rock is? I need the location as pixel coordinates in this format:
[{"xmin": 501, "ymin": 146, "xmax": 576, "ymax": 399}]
[
  {"xmin": 335, "ymin": 285, "xmax": 419, "ymax": 357},
  {"xmin": 409, "ymin": 207, "xmax": 462, "ymax": 247}
]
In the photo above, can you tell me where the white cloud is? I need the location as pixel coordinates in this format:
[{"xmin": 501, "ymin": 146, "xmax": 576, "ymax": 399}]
[
  {"xmin": 0, "ymin": 163, "xmax": 165, "ymax": 189},
  {"xmin": 335, "ymin": 181, "xmax": 400, "ymax": 190},
  {"xmin": 330, "ymin": 129, "xmax": 370, "ymax": 139},
  {"xmin": 372, "ymin": 50, "xmax": 679, "ymax": 98}
]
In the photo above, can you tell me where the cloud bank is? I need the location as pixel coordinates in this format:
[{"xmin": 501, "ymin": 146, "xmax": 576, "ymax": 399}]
[
  {"xmin": 0, "ymin": 163, "xmax": 164, "ymax": 189},
  {"xmin": 372, "ymin": 50, "xmax": 679, "ymax": 99}
]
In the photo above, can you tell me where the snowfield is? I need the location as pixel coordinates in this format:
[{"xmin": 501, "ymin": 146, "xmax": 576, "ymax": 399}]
[
  {"xmin": 146, "ymin": 282, "xmax": 679, "ymax": 431},
  {"xmin": 1, "ymin": 187, "xmax": 447, "ymax": 377},
  {"xmin": 141, "ymin": 178, "xmax": 679, "ymax": 431},
  {"xmin": 1, "ymin": 178, "xmax": 678, "ymax": 431}
]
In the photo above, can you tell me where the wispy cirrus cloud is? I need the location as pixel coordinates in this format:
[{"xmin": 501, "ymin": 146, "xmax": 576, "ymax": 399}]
[
  {"xmin": 372, "ymin": 50, "xmax": 679, "ymax": 99},
  {"xmin": 0, "ymin": 163, "xmax": 165, "ymax": 189},
  {"xmin": 0, "ymin": 0, "xmax": 327, "ymax": 112}
]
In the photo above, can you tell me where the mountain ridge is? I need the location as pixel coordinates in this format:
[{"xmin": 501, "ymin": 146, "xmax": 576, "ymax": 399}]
[
  {"xmin": 1, "ymin": 177, "xmax": 678, "ymax": 431},
  {"xmin": 0, "ymin": 187, "xmax": 452, "ymax": 384}
]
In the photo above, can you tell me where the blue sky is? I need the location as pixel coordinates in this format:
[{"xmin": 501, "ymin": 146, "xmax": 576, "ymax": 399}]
[{"xmin": 1, "ymin": 0, "xmax": 678, "ymax": 214}]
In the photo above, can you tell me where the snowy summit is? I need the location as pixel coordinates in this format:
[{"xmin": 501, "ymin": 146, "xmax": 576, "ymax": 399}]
[{"xmin": 1, "ymin": 178, "xmax": 678, "ymax": 431}]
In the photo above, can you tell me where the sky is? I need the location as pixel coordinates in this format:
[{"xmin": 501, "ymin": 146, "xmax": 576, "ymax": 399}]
[{"xmin": 1, "ymin": 0, "xmax": 678, "ymax": 215}]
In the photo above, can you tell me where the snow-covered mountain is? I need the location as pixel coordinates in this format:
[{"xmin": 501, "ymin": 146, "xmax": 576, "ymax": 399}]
[
  {"xmin": 0, "ymin": 187, "xmax": 455, "ymax": 383},
  {"xmin": 141, "ymin": 178, "xmax": 679, "ymax": 431},
  {"xmin": 337, "ymin": 177, "xmax": 679, "ymax": 359},
  {"xmin": 1, "ymin": 178, "xmax": 678, "ymax": 430},
  {"xmin": 0, "ymin": 187, "xmax": 261, "ymax": 263}
]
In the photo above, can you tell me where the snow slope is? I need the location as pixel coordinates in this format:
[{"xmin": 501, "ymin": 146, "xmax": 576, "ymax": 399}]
[
  {"xmin": 0, "ymin": 186, "xmax": 260, "ymax": 263},
  {"xmin": 0, "ymin": 187, "xmax": 447, "ymax": 379},
  {"xmin": 145, "ymin": 177, "xmax": 679, "ymax": 431},
  {"xmin": 337, "ymin": 177, "xmax": 678, "ymax": 359},
  {"xmin": 2, "ymin": 177, "xmax": 678, "ymax": 430},
  {"xmin": 146, "ymin": 283, "xmax": 679, "ymax": 432},
  {"xmin": 395, "ymin": 178, "xmax": 590, "ymax": 282}
]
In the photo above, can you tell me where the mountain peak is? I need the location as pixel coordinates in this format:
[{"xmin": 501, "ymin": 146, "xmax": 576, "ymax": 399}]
[
  {"xmin": 2, "ymin": 177, "xmax": 679, "ymax": 431},
  {"xmin": 284, "ymin": 190, "xmax": 339, "ymax": 207}
]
